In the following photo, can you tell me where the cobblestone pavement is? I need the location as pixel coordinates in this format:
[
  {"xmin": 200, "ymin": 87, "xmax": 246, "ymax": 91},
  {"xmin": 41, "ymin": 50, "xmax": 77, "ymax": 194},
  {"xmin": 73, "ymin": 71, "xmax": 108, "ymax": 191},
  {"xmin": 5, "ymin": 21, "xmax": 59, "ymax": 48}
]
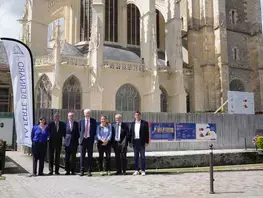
[
  {"xmin": 1, "ymin": 171, "xmax": 263, "ymax": 198},
  {"xmin": 1, "ymin": 152, "xmax": 263, "ymax": 198}
]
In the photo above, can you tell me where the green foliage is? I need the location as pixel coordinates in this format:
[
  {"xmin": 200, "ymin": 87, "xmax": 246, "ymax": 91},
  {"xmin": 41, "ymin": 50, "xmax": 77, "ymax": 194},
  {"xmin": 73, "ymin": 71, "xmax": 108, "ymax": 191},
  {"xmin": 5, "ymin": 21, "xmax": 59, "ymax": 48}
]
[{"xmin": 256, "ymin": 136, "xmax": 263, "ymax": 150}]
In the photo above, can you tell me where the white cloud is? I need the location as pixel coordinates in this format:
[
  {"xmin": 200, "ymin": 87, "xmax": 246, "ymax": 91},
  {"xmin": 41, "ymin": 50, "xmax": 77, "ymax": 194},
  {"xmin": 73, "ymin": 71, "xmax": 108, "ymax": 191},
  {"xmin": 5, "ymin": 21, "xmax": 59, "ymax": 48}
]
[{"xmin": 0, "ymin": 0, "xmax": 26, "ymax": 39}]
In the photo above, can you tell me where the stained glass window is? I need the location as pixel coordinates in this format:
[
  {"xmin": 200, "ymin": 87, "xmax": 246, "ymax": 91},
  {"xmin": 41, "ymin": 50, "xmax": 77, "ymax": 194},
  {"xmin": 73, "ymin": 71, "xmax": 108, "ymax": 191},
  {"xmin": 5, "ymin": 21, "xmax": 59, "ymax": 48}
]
[
  {"xmin": 127, "ymin": 4, "xmax": 140, "ymax": 46},
  {"xmin": 62, "ymin": 76, "xmax": 82, "ymax": 110},
  {"xmin": 116, "ymin": 84, "xmax": 140, "ymax": 111},
  {"xmin": 36, "ymin": 74, "xmax": 52, "ymax": 109},
  {"xmin": 105, "ymin": 0, "xmax": 118, "ymax": 42}
]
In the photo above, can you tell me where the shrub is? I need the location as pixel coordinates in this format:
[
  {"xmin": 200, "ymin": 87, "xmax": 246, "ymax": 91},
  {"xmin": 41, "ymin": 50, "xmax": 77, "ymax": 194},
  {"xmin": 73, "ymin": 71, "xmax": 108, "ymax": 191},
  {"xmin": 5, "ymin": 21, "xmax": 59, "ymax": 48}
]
[{"xmin": 256, "ymin": 136, "xmax": 263, "ymax": 150}]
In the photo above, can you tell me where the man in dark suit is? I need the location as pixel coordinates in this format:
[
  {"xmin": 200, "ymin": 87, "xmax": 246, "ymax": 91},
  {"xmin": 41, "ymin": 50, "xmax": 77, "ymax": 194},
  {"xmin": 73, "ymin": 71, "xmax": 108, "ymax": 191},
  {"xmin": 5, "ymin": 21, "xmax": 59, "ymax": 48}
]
[
  {"xmin": 112, "ymin": 114, "xmax": 129, "ymax": 175},
  {"xmin": 48, "ymin": 112, "xmax": 66, "ymax": 175},
  {"xmin": 128, "ymin": 111, "xmax": 149, "ymax": 176},
  {"xmin": 79, "ymin": 109, "xmax": 97, "ymax": 176},
  {"xmin": 65, "ymin": 112, "xmax": 79, "ymax": 175}
]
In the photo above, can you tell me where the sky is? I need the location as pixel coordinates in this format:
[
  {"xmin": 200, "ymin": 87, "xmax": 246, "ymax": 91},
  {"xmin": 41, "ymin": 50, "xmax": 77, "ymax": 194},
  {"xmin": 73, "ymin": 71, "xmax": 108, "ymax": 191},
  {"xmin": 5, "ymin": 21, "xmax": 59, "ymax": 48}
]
[
  {"xmin": 0, "ymin": 0, "xmax": 26, "ymax": 39},
  {"xmin": 0, "ymin": 0, "xmax": 263, "ymax": 39}
]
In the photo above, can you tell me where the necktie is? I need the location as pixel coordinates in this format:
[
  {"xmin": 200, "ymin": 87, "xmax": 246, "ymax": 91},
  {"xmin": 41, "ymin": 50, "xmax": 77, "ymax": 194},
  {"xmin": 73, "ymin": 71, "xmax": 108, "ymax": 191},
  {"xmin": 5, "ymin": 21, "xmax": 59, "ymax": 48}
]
[
  {"xmin": 56, "ymin": 122, "xmax": 59, "ymax": 132},
  {"xmin": 84, "ymin": 119, "xmax": 89, "ymax": 138},
  {"xmin": 116, "ymin": 124, "xmax": 119, "ymax": 141}
]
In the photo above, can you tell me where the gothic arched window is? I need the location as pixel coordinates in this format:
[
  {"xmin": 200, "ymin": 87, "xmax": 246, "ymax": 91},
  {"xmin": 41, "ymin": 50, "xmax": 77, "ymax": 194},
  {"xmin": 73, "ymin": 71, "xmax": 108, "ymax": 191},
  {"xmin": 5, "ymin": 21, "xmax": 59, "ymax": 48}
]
[
  {"xmin": 105, "ymin": 0, "xmax": 118, "ymax": 42},
  {"xmin": 116, "ymin": 84, "xmax": 141, "ymax": 111},
  {"xmin": 127, "ymin": 4, "xmax": 140, "ymax": 46},
  {"xmin": 229, "ymin": 79, "xmax": 245, "ymax": 92},
  {"xmin": 36, "ymin": 74, "xmax": 52, "ymax": 109},
  {"xmin": 160, "ymin": 85, "xmax": 168, "ymax": 112},
  {"xmin": 62, "ymin": 76, "xmax": 82, "ymax": 110}
]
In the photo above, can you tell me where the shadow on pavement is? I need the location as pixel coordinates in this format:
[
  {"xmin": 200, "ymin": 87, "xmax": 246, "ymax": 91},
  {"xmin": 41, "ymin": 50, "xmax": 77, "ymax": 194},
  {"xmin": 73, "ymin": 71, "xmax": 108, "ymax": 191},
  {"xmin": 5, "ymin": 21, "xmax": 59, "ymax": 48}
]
[
  {"xmin": 4, "ymin": 156, "xmax": 29, "ymax": 174},
  {"xmin": 216, "ymin": 191, "xmax": 245, "ymax": 194}
]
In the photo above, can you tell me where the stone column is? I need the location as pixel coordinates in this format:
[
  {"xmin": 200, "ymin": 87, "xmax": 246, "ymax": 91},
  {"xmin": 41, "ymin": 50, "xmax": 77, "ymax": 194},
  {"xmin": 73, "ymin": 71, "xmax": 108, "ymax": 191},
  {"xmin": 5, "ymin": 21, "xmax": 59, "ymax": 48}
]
[
  {"xmin": 140, "ymin": 0, "xmax": 157, "ymax": 70},
  {"xmin": 187, "ymin": 0, "xmax": 206, "ymax": 112},
  {"xmin": 88, "ymin": 0, "xmax": 105, "ymax": 110},
  {"xmin": 213, "ymin": 0, "xmax": 229, "ymax": 110},
  {"xmin": 69, "ymin": 4, "xmax": 75, "ymax": 44},
  {"xmin": 53, "ymin": 23, "xmax": 61, "ymax": 89},
  {"xmin": 25, "ymin": 0, "xmax": 49, "ymax": 56},
  {"xmin": 74, "ymin": 0, "xmax": 81, "ymax": 43},
  {"xmin": 51, "ymin": 22, "xmax": 62, "ymax": 109},
  {"xmin": 165, "ymin": 1, "xmax": 186, "ymax": 113},
  {"xmin": 248, "ymin": 36, "xmax": 261, "ymax": 112},
  {"xmin": 120, "ymin": 0, "xmax": 127, "ymax": 47},
  {"xmin": 200, "ymin": 0, "xmax": 216, "ymax": 111},
  {"xmin": 140, "ymin": 0, "xmax": 161, "ymax": 112},
  {"xmin": 64, "ymin": 6, "xmax": 71, "ymax": 43}
]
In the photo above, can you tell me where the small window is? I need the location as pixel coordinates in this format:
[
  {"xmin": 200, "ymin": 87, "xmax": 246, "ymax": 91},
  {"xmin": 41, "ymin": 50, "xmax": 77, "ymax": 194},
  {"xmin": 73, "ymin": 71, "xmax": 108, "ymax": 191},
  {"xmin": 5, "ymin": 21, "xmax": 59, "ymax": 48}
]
[
  {"xmin": 233, "ymin": 47, "xmax": 239, "ymax": 60},
  {"xmin": 181, "ymin": 17, "xmax": 184, "ymax": 29},
  {"xmin": 230, "ymin": 10, "xmax": 237, "ymax": 24}
]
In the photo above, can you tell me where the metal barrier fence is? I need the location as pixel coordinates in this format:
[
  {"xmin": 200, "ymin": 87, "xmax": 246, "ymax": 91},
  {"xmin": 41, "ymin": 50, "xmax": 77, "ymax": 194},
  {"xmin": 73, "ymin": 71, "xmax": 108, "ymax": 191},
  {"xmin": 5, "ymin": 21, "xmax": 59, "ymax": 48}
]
[{"xmin": 1, "ymin": 110, "xmax": 262, "ymax": 151}]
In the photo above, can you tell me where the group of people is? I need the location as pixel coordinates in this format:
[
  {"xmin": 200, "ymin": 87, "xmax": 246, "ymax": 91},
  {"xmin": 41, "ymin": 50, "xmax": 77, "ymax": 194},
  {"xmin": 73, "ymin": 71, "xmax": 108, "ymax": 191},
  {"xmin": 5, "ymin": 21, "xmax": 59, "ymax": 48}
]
[{"xmin": 30, "ymin": 109, "xmax": 149, "ymax": 177}]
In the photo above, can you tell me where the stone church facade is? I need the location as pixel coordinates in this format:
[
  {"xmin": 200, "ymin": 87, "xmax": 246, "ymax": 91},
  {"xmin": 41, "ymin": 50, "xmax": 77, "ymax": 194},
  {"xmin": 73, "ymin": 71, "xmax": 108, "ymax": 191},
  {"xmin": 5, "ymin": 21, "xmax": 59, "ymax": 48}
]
[{"xmin": 1, "ymin": 0, "xmax": 263, "ymax": 113}]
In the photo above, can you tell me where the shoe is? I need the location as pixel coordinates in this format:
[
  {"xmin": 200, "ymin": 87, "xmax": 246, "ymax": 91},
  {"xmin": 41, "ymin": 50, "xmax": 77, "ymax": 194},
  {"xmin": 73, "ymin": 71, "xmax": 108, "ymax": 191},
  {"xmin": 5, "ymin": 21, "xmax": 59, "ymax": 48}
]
[
  {"xmin": 71, "ymin": 172, "xmax": 76, "ymax": 175},
  {"xmin": 141, "ymin": 171, "xmax": 146, "ymax": 176},
  {"xmin": 48, "ymin": 172, "xmax": 53, "ymax": 175},
  {"xmin": 107, "ymin": 171, "xmax": 111, "ymax": 176},
  {"xmin": 38, "ymin": 173, "xmax": 44, "ymax": 176},
  {"xmin": 122, "ymin": 172, "xmax": 127, "ymax": 175},
  {"xmin": 65, "ymin": 172, "xmax": 70, "ymax": 175},
  {"xmin": 88, "ymin": 172, "xmax": 92, "ymax": 177},
  {"xmin": 30, "ymin": 173, "xmax": 37, "ymax": 177},
  {"xmin": 80, "ymin": 172, "xmax": 84, "ymax": 176},
  {"xmin": 55, "ymin": 172, "xmax": 60, "ymax": 175},
  {"xmin": 133, "ymin": 171, "xmax": 139, "ymax": 176}
]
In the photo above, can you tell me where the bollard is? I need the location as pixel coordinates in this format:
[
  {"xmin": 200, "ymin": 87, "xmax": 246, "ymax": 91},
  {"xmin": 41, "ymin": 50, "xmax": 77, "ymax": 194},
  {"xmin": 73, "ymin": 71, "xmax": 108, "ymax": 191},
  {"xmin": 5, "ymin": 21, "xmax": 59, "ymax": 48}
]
[
  {"xmin": 244, "ymin": 137, "xmax": 247, "ymax": 150},
  {"xmin": 209, "ymin": 144, "xmax": 215, "ymax": 194}
]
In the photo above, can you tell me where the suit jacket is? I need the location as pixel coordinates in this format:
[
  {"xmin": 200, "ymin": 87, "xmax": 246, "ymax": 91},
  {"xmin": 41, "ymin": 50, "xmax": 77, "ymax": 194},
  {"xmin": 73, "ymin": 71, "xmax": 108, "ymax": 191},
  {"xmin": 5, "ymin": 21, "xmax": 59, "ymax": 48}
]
[
  {"xmin": 112, "ymin": 122, "xmax": 129, "ymax": 147},
  {"xmin": 48, "ymin": 121, "xmax": 66, "ymax": 146},
  {"xmin": 65, "ymin": 121, "xmax": 79, "ymax": 148},
  {"xmin": 79, "ymin": 117, "xmax": 97, "ymax": 144},
  {"xmin": 128, "ymin": 120, "xmax": 149, "ymax": 146}
]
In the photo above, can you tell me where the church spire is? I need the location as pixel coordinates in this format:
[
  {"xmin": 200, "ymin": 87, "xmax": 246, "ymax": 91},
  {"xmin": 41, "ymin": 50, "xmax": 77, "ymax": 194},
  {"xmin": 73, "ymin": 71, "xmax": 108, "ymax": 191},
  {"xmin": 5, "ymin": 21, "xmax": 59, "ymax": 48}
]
[{"xmin": 53, "ymin": 20, "xmax": 61, "ymax": 88}]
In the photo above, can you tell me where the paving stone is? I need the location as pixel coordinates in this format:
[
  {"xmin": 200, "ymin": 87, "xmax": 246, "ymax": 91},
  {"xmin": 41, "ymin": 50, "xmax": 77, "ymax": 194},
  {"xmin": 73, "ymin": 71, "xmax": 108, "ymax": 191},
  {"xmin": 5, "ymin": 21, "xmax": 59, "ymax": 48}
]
[{"xmin": 1, "ymin": 151, "xmax": 263, "ymax": 198}]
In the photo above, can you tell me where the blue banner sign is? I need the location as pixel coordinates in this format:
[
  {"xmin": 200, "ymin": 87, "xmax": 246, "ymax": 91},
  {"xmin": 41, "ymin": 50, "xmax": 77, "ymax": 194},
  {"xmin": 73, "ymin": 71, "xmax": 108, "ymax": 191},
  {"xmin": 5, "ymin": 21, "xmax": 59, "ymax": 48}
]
[
  {"xmin": 176, "ymin": 123, "xmax": 196, "ymax": 140},
  {"xmin": 150, "ymin": 123, "xmax": 175, "ymax": 141}
]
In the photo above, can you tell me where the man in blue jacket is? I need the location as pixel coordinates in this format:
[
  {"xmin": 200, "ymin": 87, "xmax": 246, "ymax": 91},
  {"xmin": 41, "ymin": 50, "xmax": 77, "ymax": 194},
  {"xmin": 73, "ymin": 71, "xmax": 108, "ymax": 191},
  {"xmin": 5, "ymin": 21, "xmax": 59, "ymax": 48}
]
[{"xmin": 64, "ymin": 112, "xmax": 79, "ymax": 175}]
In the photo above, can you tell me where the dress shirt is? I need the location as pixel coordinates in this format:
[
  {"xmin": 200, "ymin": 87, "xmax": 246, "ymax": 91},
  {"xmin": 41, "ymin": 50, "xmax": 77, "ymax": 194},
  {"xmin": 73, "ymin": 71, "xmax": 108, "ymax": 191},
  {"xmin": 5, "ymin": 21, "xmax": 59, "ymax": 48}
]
[
  {"xmin": 69, "ymin": 121, "xmax": 73, "ymax": 131},
  {"xmin": 97, "ymin": 124, "xmax": 112, "ymax": 141},
  {"xmin": 31, "ymin": 125, "xmax": 49, "ymax": 143},
  {"xmin": 55, "ymin": 121, "xmax": 59, "ymax": 132},
  {"xmin": 134, "ymin": 120, "xmax": 141, "ymax": 139},
  {"xmin": 115, "ymin": 122, "xmax": 121, "ymax": 141}
]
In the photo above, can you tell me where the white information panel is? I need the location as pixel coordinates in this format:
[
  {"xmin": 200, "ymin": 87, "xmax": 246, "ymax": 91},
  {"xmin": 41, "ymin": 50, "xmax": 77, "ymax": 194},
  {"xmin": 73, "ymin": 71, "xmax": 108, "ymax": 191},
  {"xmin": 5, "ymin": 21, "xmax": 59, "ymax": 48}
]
[
  {"xmin": 228, "ymin": 91, "xmax": 255, "ymax": 114},
  {"xmin": 0, "ymin": 117, "xmax": 14, "ymax": 146}
]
